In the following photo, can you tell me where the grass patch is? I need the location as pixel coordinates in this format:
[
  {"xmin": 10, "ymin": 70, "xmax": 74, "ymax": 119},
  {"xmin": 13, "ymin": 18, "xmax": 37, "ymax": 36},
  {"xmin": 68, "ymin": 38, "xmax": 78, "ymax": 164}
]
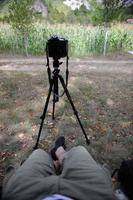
[{"xmin": 0, "ymin": 60, "xmax": 133, "ymax": 186}]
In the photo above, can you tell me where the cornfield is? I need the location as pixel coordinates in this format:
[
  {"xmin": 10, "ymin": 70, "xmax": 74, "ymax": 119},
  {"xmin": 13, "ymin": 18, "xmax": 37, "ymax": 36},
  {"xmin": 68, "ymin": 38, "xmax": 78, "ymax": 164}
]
[{"xmin": 0, "ymin": 23, "xmax": 132, "ymax": 56}]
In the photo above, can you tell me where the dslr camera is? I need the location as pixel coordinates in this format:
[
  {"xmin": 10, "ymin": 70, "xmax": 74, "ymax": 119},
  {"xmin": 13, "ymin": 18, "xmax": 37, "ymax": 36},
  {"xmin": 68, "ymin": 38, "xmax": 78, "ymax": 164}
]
[{"xmin": 46, "ymin": 35, "xmax": 68, "ymax": 59}]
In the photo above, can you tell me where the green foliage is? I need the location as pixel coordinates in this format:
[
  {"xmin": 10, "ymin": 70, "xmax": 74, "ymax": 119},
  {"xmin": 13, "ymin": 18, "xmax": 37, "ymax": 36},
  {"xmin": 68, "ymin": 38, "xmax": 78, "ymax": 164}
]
[
  {"xmin": 88, "ymin": 0, "xmax": 133, "ymax": 25},
  {"xmin": 0, "ymin": 24, "xmax": 132, "ymax": 56},
  {"xmin": 72, "ymin": 5, "xmax": 90, "ymax": 24},
  {"xmin": 8, "ymin": 0, "xmax": 33, "ymax": 33},
  {"xmin": 37, "ymin": 0, "xmax": 91, "ymax": 24},
  {"xmin": 1, "ymin": 0, "xmax": 132, "ymax": 24},
  {"xmin": 42, "ymin": 0, "xmax": 66, "ymax": 23},
  {"xmin": 0, "ymin": 0, "xmax": 10, "ymax": 21},
  {"xmin": 8, "ymin": 0, "xmax": 35, "ymax": 56},
  {"xmin": 87, "ymin": 0, "xmax": 103, "ymax": 25}
]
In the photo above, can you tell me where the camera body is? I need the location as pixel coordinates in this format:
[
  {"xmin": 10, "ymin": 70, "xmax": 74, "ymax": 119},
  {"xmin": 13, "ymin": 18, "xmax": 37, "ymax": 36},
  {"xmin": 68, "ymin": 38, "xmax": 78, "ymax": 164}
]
[{"xmin": 46, "ymin": 35, "xmax": 68, "ymax": 59}]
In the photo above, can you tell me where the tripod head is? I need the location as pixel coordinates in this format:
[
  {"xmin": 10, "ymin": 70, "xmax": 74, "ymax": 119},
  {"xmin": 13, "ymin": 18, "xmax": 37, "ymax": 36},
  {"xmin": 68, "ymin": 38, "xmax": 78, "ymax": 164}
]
[{"xmin": 53, "ymin": 59, "xmax": 63, "ymax": 70}]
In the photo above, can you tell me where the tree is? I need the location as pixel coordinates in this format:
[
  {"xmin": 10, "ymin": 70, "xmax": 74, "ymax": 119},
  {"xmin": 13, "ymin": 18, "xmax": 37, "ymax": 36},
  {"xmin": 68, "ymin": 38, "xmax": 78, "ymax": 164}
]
[
  {"xmin": 9, "ymin": 0, "xmax": 34, "ymax": 56},
  {"xmin": 97, "ymin": 0, "xmax": 133, "ymax": 24},
  {"xmin": 64, "ymin": 0, "xmax": 133, "ymax": 24}
]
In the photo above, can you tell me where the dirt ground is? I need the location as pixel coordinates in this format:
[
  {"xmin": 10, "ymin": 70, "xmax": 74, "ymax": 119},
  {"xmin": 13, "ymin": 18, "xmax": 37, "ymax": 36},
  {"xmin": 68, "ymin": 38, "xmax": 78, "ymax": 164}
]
[{"xmin": 0, "ymin": 53, "xmax": 133, "ymax": 187}]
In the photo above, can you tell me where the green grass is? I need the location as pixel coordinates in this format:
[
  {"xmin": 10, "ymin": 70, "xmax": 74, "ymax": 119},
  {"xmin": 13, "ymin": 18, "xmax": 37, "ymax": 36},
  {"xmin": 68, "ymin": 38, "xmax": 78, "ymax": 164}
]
[{"xmin": 0, "ymin": 23, "xmax": 133, "ymax": 56}]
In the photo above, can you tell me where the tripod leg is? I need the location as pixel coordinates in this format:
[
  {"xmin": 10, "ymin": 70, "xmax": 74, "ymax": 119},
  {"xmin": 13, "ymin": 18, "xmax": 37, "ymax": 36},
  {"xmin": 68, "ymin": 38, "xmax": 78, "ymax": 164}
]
[
  {"xmin": 52, "ymin": 74, "xmax": 59, "ymax": 120},
  {"xmin": 58, "ymin": 75, "xmax": 90, "ymax": 145},
  {"xmin": 33, "ymin": 80, "xmax": 54, "ymax": 150},
  {"xmin": 52, "ymin": 96, "xmax": 56, "ymax": 120}
]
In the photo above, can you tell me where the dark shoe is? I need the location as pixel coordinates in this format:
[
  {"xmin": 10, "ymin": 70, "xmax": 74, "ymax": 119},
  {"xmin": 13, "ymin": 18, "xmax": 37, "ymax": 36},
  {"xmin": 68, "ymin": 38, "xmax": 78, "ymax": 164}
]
[
  {"xmin": 51, "ymin": 136, "xmax": 66, "ymax": 161},
  {"xmin": 6, "ymin": 165, "xmax": 15, "ymax": 174}
]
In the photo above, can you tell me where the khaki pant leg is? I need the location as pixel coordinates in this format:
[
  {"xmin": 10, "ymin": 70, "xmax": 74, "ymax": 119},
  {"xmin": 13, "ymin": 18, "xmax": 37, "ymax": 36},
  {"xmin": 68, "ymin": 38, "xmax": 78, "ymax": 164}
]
[
  {"xmin": 16, "ymin": 149, "xmax": 55, "ymax": 177},
  {"xmin": 59, "ymin": 146, "xmax": 115, "ymax": 200},
  {"xmin": 2, "ymin": 149, "xmax": 59, "ymax": 200}
]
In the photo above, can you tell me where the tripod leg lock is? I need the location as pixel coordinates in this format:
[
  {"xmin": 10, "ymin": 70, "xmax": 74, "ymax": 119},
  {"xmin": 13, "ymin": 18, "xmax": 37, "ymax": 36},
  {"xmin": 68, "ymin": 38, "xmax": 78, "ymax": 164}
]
[
  {"xmin": 40, "ymin": 115, "xmax": 44, "ymax": 119},
  {"xmin": 74, "ymin": 111, "xmax": 78, "ymax": 115}
]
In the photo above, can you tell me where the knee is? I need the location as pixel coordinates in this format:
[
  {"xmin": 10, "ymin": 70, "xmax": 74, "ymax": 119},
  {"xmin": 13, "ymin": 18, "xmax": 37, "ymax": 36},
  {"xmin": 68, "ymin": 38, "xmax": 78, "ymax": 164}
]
[
  {"xmin": 30, "ymin": 149, "xmax": 47, "ymax": 158},
  {"xmin": 74, "ymin": 145, "xmax": 87, "ymax": 152},
  {"xmin": 34, "ymin": 148, "xmax": 45, "ymax": 154},
  {"xmin": 70, "ymin": 145, "xmax": 89, "ymax": 156}
]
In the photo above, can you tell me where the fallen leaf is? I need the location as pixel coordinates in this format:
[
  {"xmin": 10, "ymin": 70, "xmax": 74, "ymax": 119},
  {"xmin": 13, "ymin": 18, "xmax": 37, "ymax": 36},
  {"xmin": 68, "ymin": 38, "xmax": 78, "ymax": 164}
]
[
  {"xmin": 18, "ymin": 133, "xmax": 25, "ymax": 139},
  {"xmin": 120, "ymin": 121, "xmax": 132, "ymax": 128},
  {"xmin": 106, "ymin": 98, "xmax": 114, "ymax": 107}
]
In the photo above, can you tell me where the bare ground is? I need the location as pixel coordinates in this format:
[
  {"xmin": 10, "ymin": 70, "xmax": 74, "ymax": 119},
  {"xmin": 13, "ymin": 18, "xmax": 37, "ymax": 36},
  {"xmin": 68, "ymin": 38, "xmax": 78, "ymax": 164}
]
[{"xmin": 0, "ymin": 54, "xmax": 133, "ymax": 187}]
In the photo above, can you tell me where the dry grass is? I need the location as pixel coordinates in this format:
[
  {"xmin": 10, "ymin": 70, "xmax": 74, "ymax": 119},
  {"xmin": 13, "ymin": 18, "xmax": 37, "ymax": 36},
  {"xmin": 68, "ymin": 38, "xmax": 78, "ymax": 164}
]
[{"xmin": 0, "ymin": 57, "xmax": 133, "ymax": 186}]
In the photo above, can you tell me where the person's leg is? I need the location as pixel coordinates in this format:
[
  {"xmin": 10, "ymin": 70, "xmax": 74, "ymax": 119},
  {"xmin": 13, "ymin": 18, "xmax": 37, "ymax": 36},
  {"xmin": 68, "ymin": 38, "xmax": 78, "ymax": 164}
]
[
  {"xmin": 17, "ymin": 149, "xmax": 56, "ymax": 177},
  {"xmin": 56, "ymin": 145, "xmax": 114, "ymax": 200},
  {"xmin": 2, "ymin": 149, "xmax": 59, "ymax": 200},
  {"xmin": 2, "ymin": 164, "xmax": 20, "ymax": 190}
]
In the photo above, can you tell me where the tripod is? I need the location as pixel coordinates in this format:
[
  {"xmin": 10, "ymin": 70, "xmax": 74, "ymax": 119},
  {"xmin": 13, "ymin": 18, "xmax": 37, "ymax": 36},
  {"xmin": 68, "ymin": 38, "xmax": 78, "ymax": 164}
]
[{"xmin": 34, "ymin": 59, "xmax": 90, "ymax": 150}]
